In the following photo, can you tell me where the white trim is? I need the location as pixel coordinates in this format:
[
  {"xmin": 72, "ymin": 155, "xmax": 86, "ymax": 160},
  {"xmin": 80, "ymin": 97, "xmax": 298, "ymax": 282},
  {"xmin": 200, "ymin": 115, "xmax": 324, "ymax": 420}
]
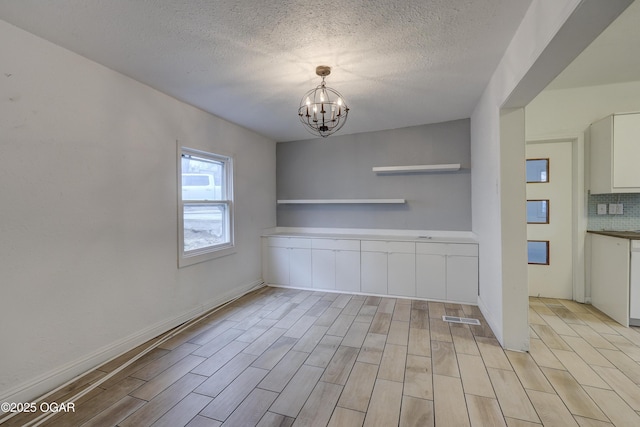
[
  {"xmin": 178, "ymin": 143, "xmax": 235, "ymax": 268},
  {"xmin": 0, "ymin": 280, "xmax": 264, "ymax": 404},
  {"xmin": 276, "ymin": 199, "xmax": 406, "ymax": 204},
  {"xmin": 372, "ymin": 163, "xmax": 461, "ymax": 173}
]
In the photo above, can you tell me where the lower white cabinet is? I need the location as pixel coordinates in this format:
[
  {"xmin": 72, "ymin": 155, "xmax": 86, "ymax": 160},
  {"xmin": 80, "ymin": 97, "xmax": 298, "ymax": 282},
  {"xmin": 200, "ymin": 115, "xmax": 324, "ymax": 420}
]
[
  {"xmin": 268, "ymin": 246, "xmax": 290, "ymax": 285},
  {"xmin": 447, "ymin": 255, "xmax": 478, "ymax": 303},
  {"xmin": 264, "ymin": 234, "xmax": 478, "ymax": 304},
  {"xmin": 416, "ymin": 243, "xmax": 447, "ymax": 300},
  {"xmin": 389, "ymin": 252, "xmax": 416, "ymax": 297},
  {"xmin": 265, "ymin": 237, "xmax": 312, "ymax": 288},
  {"xmin": 416, "ymin": 242, "xmax": 478, "ymax": 304},
  {"xmin": 335, "ymin": 250, "xmax": 361, "ymax": 292},
  {"xmin": 590, "ymin": 233, "xmax": 630, "ymax": 326},
  {"xmin": 311, "ymin": 239, "xmax": 361, "ymax": 292},
  {"xmin": 361, "ymin": 240, "xmax": 416, "ymax": 297},
  {"xmin": 312, "ymin": 248, "xmax": 336, "ymax": 289},
  {"xmin": 361, "ymin": 251, "xmax": 388, "ymax": 294}
]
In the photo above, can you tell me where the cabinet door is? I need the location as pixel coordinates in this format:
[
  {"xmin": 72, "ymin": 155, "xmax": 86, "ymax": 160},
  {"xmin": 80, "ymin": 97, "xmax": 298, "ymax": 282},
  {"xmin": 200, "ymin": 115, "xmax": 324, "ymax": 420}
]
[
  {"xmin": 268, "ymin": 246, "xmax": 290, "ymax": 285},
  {"xmin": 289, "ymin": 248, "xmax": 312, "ymax": 288},
  {"xmin": 591, "ymin": 234, "xmax": 630, "ymax": 326},
  {"xmin": 389, "ymin": 252, "xmax": 415, "ymax": 297},
  {"xmin": 446, "ymin": 255, "xmax": 478, "ymax": 303},
  {"xmin": 336, "ymin": 250, "xmax": 361, "ymax": 292},
  {"xmin": 312, "ymin": 249, "xmax": 336, "ymax": 290},
  {"xmin": 361, "ymin": 251, "xmax": 387, "ymax": 295},
  {"xmin": 613, "ymin": 113, "xmax": 640, "ymax": 189},
  {"xmin": 416, "ymin": 254, "xmax": 446, "ymax": 300}
]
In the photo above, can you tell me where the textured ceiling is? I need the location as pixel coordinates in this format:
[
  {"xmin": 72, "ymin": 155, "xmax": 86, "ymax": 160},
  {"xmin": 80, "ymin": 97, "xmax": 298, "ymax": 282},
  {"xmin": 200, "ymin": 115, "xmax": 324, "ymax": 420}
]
[{"xmin": 0, "ymin": 0, "xmax": 536, "ymax": 141}]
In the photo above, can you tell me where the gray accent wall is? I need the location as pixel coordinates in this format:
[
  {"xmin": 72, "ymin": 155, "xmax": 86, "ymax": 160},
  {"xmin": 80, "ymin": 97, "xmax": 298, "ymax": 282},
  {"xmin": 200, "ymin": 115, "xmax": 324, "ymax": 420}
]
[{"xmin": 277, "ymin": 119, "xmax": 471, "ymax": 230}]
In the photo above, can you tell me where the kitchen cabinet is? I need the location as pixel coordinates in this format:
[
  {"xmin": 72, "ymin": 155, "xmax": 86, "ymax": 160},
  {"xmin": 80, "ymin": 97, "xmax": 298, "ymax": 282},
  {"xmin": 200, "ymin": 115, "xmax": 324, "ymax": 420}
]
[
  {"xmin": 361, "ymin": 250, "xmax": 388, "ymax": 295},
  {"xmin": 416, "ymin": 243, "xmax": 447, "ymax": 300},
  {"xmin": 590, "ymin": 233, "xmax": 630, "ymax": 326},
  {"xmin": 361, "ymin": 240, "xmax": 416, "ymax": 297},
  {"xmin": 416, "ymin": 243, "xmax": 478, "ymax": 303},
  {"xmin": 447, "ymin": 245, "xmax": 479, "ymax": 303},
  {"xmin": 263, "ymin": 233, "xmax": 478, "ymax": 304},
  {"xmin": 311, "ymin": 239, "xmax": 361, "ymax": 292},
  {"xmin": 590, "ymin": 112, "xmax": 640, "ymax": 194},
  {"xmin": 631, "ymin": 240, "xmax": 640, "ymax": 326},
  {"xmin": 265, "ymin": 237, "xmax": 312, "ymax": 288}
]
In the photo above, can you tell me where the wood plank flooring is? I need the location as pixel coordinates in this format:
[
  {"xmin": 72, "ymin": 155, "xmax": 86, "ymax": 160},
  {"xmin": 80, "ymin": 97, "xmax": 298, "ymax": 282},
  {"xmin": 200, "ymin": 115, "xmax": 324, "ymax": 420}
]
[{"xmin": 4, "ymin": 290, "xmax": 640, "ymax": 426}]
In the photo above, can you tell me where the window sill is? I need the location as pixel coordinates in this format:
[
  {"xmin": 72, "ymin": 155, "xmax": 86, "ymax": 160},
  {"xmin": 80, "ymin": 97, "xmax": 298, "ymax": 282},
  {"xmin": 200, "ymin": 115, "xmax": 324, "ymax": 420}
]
[{"xmin": 179, "ymin": 245, "xmax": 236, "ymax": 268}]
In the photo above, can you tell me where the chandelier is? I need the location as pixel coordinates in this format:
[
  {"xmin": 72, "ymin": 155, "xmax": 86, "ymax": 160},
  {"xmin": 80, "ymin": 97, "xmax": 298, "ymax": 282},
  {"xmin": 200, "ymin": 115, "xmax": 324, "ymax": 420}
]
[{"xmin": 298, "ymin": 65, "xmax": 350, "ymax": 138}]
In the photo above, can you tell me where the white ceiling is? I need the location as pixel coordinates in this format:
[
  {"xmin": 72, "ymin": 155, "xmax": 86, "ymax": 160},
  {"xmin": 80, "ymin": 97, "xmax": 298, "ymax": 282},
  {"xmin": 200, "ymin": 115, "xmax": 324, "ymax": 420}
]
[
  {"xmin": 0, "ymin": 0, "xmax": 536, "ymax": 141},
  {"xmin": 2, "ymin": 1, "xmax": 638, "ymax": 142},
  {"xmin": 547, "ymin": 0, "xmax": 640, "ymax": 90}
]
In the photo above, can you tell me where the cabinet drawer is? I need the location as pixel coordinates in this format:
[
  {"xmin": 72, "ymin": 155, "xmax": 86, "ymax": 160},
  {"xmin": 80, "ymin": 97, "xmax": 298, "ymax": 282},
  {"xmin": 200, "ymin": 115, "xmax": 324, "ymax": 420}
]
[
  {"xmin": 268, "ymin": 237, "xmax": 311, "ymax": 249},
  {"xmin": 361, "ymin": 240, "xmax": 415, "ymax": 253},
  {"xmin": 267, "ymin": 237, "xmax": 289, "ymax": 248},
  {"xmin": 361, "ymin": 240, "xmax": 388, "ymax": 252},
  {"xmin": 416, "ymin": 242, "xmax": 448, "ymax": 255},
  {"xmin": 387, "ymin": 241, "xmax": 415, "ymax": 254},
  {"xmin": 312, "ymin": 238, "xmax": 360, "ymax": 251},
  {"xmin": 447, "ymin": 244, "xmax": 478, "ymax": 257}
]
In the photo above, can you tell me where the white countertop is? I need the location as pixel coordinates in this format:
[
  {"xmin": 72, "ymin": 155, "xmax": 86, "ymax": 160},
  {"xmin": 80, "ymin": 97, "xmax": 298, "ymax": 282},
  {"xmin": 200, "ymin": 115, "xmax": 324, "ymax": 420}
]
[{"xmin": 262, "ymin": 227, "xmax": 478, "ymax": 244}]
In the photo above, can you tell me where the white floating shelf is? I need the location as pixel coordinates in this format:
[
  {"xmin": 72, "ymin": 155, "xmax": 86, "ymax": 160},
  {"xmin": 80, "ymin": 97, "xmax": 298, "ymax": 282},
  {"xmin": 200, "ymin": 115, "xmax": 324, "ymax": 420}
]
[
  {"xmin": 277, "ymin": 199, "xmax": 406, "ymax": 204},
  {"xmin": 372, "ymin": 163, "xmax": 461, "ymax": 173}
]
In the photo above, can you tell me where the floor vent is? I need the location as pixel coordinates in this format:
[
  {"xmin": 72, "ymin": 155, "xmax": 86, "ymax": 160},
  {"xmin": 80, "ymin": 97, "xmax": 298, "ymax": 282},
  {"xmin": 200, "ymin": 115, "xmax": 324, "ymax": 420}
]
[{"xmin": 442, "ymin": 315, "xmax": 481, "ymax": 326}]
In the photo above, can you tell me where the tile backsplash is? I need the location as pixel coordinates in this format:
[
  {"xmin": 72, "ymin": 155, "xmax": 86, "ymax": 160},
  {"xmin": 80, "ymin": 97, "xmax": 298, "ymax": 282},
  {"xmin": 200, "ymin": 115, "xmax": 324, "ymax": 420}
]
[{"xmin": 588, "ymin": 193, "xmax": 640, "ymax": 231}]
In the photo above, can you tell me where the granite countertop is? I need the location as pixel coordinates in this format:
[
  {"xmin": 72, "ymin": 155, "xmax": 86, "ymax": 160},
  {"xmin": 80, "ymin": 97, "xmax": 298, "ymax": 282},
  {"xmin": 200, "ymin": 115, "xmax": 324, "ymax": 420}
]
[{"xmin": 588, "ymin": 230, "xmax": 640, "ymax": 240}]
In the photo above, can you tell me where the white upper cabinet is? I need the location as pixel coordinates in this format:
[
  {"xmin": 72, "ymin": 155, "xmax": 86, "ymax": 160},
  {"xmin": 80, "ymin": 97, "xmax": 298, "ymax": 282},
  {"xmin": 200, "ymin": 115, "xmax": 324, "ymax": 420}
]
[{"xmin": 590, "ymin": 112, "xmax": 640, "ymax": 194}]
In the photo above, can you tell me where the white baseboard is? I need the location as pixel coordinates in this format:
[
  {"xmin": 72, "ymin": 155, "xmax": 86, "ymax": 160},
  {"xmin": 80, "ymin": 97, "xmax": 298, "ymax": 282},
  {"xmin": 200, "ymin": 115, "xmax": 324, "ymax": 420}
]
[{"xmin": 0, "ymin": 279, "xmax": 264, "ymax": 404}]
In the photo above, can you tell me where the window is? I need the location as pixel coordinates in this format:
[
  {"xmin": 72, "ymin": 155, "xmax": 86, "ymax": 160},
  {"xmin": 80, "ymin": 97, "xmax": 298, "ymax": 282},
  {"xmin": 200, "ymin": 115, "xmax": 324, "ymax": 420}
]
[
  {"xmin": 526, "ymin": 158, "xmax": 549, "ymax": 183},
  {"xmin": 526, "ymin": 200, "xmax": 549, "ymax": 224},
  {"xmin": 527, "ymin": 240, "xmax": 549, "ymax": 265},
  {"xmin": 178, "ymin": 147, "xmax": 233, "ymax": 266}
]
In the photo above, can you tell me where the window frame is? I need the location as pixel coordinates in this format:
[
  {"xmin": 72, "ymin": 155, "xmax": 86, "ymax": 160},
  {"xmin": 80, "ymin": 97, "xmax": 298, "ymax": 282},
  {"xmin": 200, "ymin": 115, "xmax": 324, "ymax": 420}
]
[
  {"xmin": 178, "ymin": 146, "xmax": 235, "ymax": 267},
  {"xmin": 526, "ymin": 158, "xmax": 550, "ymax": 183},
  {"xmin": 526, "ymin": 199, "xmax": 550, "ymax": 224},
  {"xmin": 527, "ymin": 240, "xmax": 550, "ymax": 265}
]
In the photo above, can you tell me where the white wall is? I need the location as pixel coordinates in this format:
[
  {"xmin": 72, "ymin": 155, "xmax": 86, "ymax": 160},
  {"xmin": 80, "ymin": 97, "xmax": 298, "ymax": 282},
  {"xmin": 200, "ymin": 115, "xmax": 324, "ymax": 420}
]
[
  {"xmin": 527, "ymin": 80, "xmax": 640, "ymax": 139},
  {"xmin": 472, "ymin": 0, "xmax": 594, "ymax": 350},
  {"xmin": 0, "ymin": 20, "xmax": 276, "ymax": 402}
]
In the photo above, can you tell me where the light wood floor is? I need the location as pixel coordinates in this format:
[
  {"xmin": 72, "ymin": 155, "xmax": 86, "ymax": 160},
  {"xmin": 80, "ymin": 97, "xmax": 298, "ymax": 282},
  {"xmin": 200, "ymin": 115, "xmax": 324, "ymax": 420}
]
[{"xmin": 5, "ymin": 287, "xmax": 640, "ymax": 426}]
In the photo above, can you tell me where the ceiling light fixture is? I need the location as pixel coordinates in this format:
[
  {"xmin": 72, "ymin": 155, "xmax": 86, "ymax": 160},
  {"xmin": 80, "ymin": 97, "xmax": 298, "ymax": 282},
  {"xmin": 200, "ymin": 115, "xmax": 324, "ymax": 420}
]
[{"xmin": 298, "ymin": 65, "xmax": 350, "ymax": 138}]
